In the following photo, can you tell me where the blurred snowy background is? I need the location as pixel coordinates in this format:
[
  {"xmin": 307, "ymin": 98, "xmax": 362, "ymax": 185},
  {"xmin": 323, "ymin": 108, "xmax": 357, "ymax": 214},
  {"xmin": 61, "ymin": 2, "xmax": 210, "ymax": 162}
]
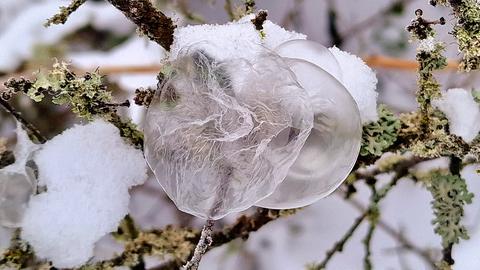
[{"xmin": 0, "ymin": 0, "xmax": 479, "ymax": 269}]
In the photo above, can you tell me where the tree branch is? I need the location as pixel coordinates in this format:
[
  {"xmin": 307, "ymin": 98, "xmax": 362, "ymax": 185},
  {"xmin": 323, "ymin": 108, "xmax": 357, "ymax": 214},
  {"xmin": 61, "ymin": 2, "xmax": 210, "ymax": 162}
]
[
  {"xmin": 105, "ymin": 0, "xmax": 176, "ymax": 50},
  {"xmin": 45, "ymin": 0, "xmax": 87, "ymax": 26},
  {"xmin": 0, "ymin": 99, "xmax": 46, "ymax": 143}
]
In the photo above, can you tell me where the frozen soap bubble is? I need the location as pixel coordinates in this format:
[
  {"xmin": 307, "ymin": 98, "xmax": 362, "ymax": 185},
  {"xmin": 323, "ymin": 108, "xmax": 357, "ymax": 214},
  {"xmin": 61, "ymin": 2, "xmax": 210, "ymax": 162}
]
[
  {"xmin": 274, "ymin": 39, "xmax": 343, "ymax": 82},
  {"xmin": 0, "ymin": 169, "xmax": 36, "ymax": 227},
  {"xmin": 0, "ymin": 123, "xmax": 38, "ymax": 227},
  {"xmin": 257, "ymin": 42, "xmax": 362, "ymax": 209},
  {"xmin": 144, "ymin": 43, "xmax": 313, "ymax": 219}
]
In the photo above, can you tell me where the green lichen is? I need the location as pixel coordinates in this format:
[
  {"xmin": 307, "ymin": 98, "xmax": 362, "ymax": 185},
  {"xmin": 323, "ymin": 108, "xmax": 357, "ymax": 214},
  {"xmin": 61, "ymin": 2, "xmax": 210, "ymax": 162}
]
[
  {"xmin": 0, "ymin": 233, "xmax": 33, "ymax": 270},
  {"xmin": 431, "ymin": 0, "xmax": 480, "ymax": 71},
  {"xmin": 45, "ymin": 0, "xmax": 87, "ymax": 27},
  {"xmin": 361, "ymin": 105, "xmax": 401, "ymax": 156},
  {"xmin": 472, "ymin": 89, "xmax": 480, "ymax": 103},
  {"xmin": 129, "ymin": 227, "xmax": 197, "ymax": 262},
  {"xmin": 4, "ymin": 62, "xmax": 143, "ymax": 147},
  {"xmin": 19, "ymin": 62, "xmax": 113, "ymax": 120},
  {"xmin": 375, "ymin": 154, "xmax": 406, "ymax": 172},
  {"xmin": 416, "ymin": 42, "xmax": 447, "ymax": 111},
  {"xmin": 425, "ymin": 172, "xmax": 473, "ymax": 248},
  {"xmin": 244, "ymin": 0, "xmax": 256, "ymax": 14},
  {"xmin": 409, "ymin": 110, "xmax": 469, "ymax": 158},
  {"xmin": 469, "ymin": 135, "xmax": 480, "ymax": 160},
  {"xmin": 86, "ymin": 226, "xmax": 198, "ymax": 269}
]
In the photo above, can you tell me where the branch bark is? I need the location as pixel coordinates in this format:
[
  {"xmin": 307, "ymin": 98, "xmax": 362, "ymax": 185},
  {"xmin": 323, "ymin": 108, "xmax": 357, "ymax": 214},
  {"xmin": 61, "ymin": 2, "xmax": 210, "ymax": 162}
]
[
  {"xmin": 106, "ymin": 0, "xmax": 176, "ymax": 50},
  {"xmin": 0, "ymin": 99, "xmax": 46, "ymax": 143}
]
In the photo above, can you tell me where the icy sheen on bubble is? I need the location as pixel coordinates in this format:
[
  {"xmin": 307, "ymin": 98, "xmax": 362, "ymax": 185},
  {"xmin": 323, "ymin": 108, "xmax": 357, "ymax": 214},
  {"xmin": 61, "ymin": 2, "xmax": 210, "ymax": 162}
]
[
  {"xmin": 274, "ymin": 39, "xmax": 343, "ymax": 81},
  {"xmin": 257, "ymin": 43, "xmax": 362, "ymax": 209},
  {"xmin": 144, "ymin": 45, "xmax": 313, "ymax": 219}
]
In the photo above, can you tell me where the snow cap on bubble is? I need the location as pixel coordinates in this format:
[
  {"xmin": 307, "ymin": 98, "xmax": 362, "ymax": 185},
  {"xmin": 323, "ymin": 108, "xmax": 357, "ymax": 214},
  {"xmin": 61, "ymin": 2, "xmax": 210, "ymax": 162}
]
[{"xmin": 169, "ymin": 14, "xmax": 305, "ymax": 62}]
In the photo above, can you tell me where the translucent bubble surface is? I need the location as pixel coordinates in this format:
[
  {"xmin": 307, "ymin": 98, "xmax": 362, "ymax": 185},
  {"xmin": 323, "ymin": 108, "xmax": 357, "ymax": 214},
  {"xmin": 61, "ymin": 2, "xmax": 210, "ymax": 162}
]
[
  {"xmin": 257, "ymin": 59, "xmax": 361, "ymax": 209},
  {"xmin": 0, "ymin": 169, "xmax": 35, "ymax": 227},
  {"xmin": 0, "ymin": 124, "xmax": 38, "ymax": 228},
  {"xmin": 144, "ymin": 46, "xmax": 313, "ymax": 219},
  {"xmin": 274, "ymin": 39, "xmax": 343, "ymax": 82}
]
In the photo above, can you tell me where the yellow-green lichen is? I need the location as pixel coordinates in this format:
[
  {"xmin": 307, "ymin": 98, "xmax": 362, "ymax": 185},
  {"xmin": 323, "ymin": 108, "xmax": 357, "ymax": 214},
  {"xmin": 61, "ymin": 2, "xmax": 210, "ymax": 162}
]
[
  {"xmin": 361, "ymin": 105, "xmax": 401, "ymax": 156},
  {"xmin": 424, "ymin": 171, "xmax": 473, "ymax": 248},
  {"xmin": 431, "ymin": 0, "xmax": 480, "ymax": 71}
]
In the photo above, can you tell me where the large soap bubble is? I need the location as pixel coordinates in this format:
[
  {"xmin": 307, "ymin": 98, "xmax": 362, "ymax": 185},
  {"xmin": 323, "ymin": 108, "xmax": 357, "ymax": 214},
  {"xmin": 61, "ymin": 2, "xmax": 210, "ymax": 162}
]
[
  {"xmin": 257, "ymin": 40, "xmax": 362, "ymax": 209},
  {"xmin": 144, "ymin": 43, "xmax": 313, "ymax": 219}
]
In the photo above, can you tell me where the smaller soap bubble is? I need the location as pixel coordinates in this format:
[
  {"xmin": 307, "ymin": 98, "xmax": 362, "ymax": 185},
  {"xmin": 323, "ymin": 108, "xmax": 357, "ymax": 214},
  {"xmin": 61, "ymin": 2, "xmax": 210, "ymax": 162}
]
[
  {"xmin": 274, "ymin": 39, "xmax": 343, "ymax": 82},
  {"xmin": 257, "ymin": 50, "xmax": 362, "ymax": 209}
]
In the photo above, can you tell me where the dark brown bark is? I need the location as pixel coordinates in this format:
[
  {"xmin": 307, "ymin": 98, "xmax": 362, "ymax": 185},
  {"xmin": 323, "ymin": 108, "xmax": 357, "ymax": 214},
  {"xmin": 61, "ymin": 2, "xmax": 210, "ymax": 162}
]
[{"xmin": 106, "ymin": 0, "xmax": 176, "ymax": 50}]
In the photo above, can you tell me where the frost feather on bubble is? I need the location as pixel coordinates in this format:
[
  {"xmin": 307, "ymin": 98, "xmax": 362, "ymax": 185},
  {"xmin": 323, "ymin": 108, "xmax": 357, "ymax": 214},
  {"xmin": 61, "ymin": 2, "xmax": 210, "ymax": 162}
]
[{"xmin": 21, "ymin": 119, "xmax": 148, "ymax": 268}]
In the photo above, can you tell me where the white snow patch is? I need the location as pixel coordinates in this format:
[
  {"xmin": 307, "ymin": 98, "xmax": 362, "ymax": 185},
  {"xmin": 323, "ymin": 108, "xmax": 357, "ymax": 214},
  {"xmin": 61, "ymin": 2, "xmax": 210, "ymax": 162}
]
[
  {"xmin": 21, "ymin": 119, "xmax": 147, "ymax": 268},
  {"xmin": 329, "ymin": 46, "xmax": 379, "ymax": 124},
  {"xmin": 433, "ymin": 88, "xmax": 480, "ymax": 143},
  {"xmin": 417, "ymin": 36, "xmax": 436, "ymax": 52},
  {"xmin": 170, "ymin": 15, "xmax": 305, "ymax": 62}
]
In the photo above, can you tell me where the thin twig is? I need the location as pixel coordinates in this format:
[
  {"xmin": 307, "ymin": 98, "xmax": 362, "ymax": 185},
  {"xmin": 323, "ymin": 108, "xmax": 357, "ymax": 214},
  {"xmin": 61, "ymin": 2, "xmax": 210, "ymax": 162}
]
[
  {"xmin": 183, "ymin": 219, "xmax": 215, "ymax": 270},
  {"xmin": 340, "ymin": 0, "xmax": 415, "ymax": 44},
  {"xmin": 95, "ymin": 208, "xmax": 297, "ymax": 270},
  {"xmin": 345, "ymin": 196, "xmax": 438, "ymax": 268},
  {"xmin": 364, "ymin": 55, "xmax": 459, "ymax": 70},
  {"xmin": 363, "ymin": 183, "xmax": 378, "ymax": 270},
  {"xmin": 45, "ymin": 0, "xmax": 87, "ymax": 26},
  {"xmin": 363, "ymin": 223, "xmax": 376, "ymax": 270},
  {"xmin": 0, "ymin": 56, "xmax": 461, "ymax": 88},
  {"xmin": 314, "ymin": 164, "xmax": 413, "ymax": 269},
  {"xmin": 0, "ymin": 99, "xmax": 46, "ymax": 143},
  {"xmin": 313, "ymin": 212, "xmax": 368, "ymax": 269}
]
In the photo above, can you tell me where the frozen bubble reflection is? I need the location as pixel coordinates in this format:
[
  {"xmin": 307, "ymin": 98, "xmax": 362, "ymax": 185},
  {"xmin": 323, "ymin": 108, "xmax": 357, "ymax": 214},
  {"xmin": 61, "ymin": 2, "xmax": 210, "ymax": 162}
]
[
  {"xmin": 144, "ymin": 44, "xmax": 313, "ymax": 219},
  {"xmin": 257, "ymin": 57, "xmax": 361, "ymax": 209},
  {"xmin": 0, "ymin": 124, "xmax": 38, "ymax": 228},
  {"xmin": 0, "ymin": 169, "xmax": 35, "ymax": 228}
]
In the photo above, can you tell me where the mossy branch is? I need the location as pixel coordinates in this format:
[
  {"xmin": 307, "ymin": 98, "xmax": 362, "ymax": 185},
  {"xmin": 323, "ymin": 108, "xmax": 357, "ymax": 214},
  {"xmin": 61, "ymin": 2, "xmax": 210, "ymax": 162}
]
[
  {"xmin": 48, "ymin": 0, "xmax": 176, "ymax": 50},
  {"xmin": 45, "ymin": 0, "xmax": 87, "ymax": 27},
  {"xmin": 430, "ymin": 0, "xmax": 480, "ymax": 71},
  {"xmin": 105, "ymin": 0, "xmax": 176, "ymax": 50}
]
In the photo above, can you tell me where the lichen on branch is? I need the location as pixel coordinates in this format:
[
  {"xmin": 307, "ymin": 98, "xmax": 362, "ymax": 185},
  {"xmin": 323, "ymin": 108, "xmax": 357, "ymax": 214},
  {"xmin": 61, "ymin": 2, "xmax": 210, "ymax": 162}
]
[
  {"xmin": 361, "ymin": 105, "xmax": 401, "ymax": 156},
  {"xmin": 430, "ymin": 0, "xmax": 480, "ymax": 71},
  {"xmin": 3, "ymin": 62, "xmax": 143, "ymax": 147},
  {"xmin": 45, "ymin": 0, "xmax": 87, "ymax": 27}
]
